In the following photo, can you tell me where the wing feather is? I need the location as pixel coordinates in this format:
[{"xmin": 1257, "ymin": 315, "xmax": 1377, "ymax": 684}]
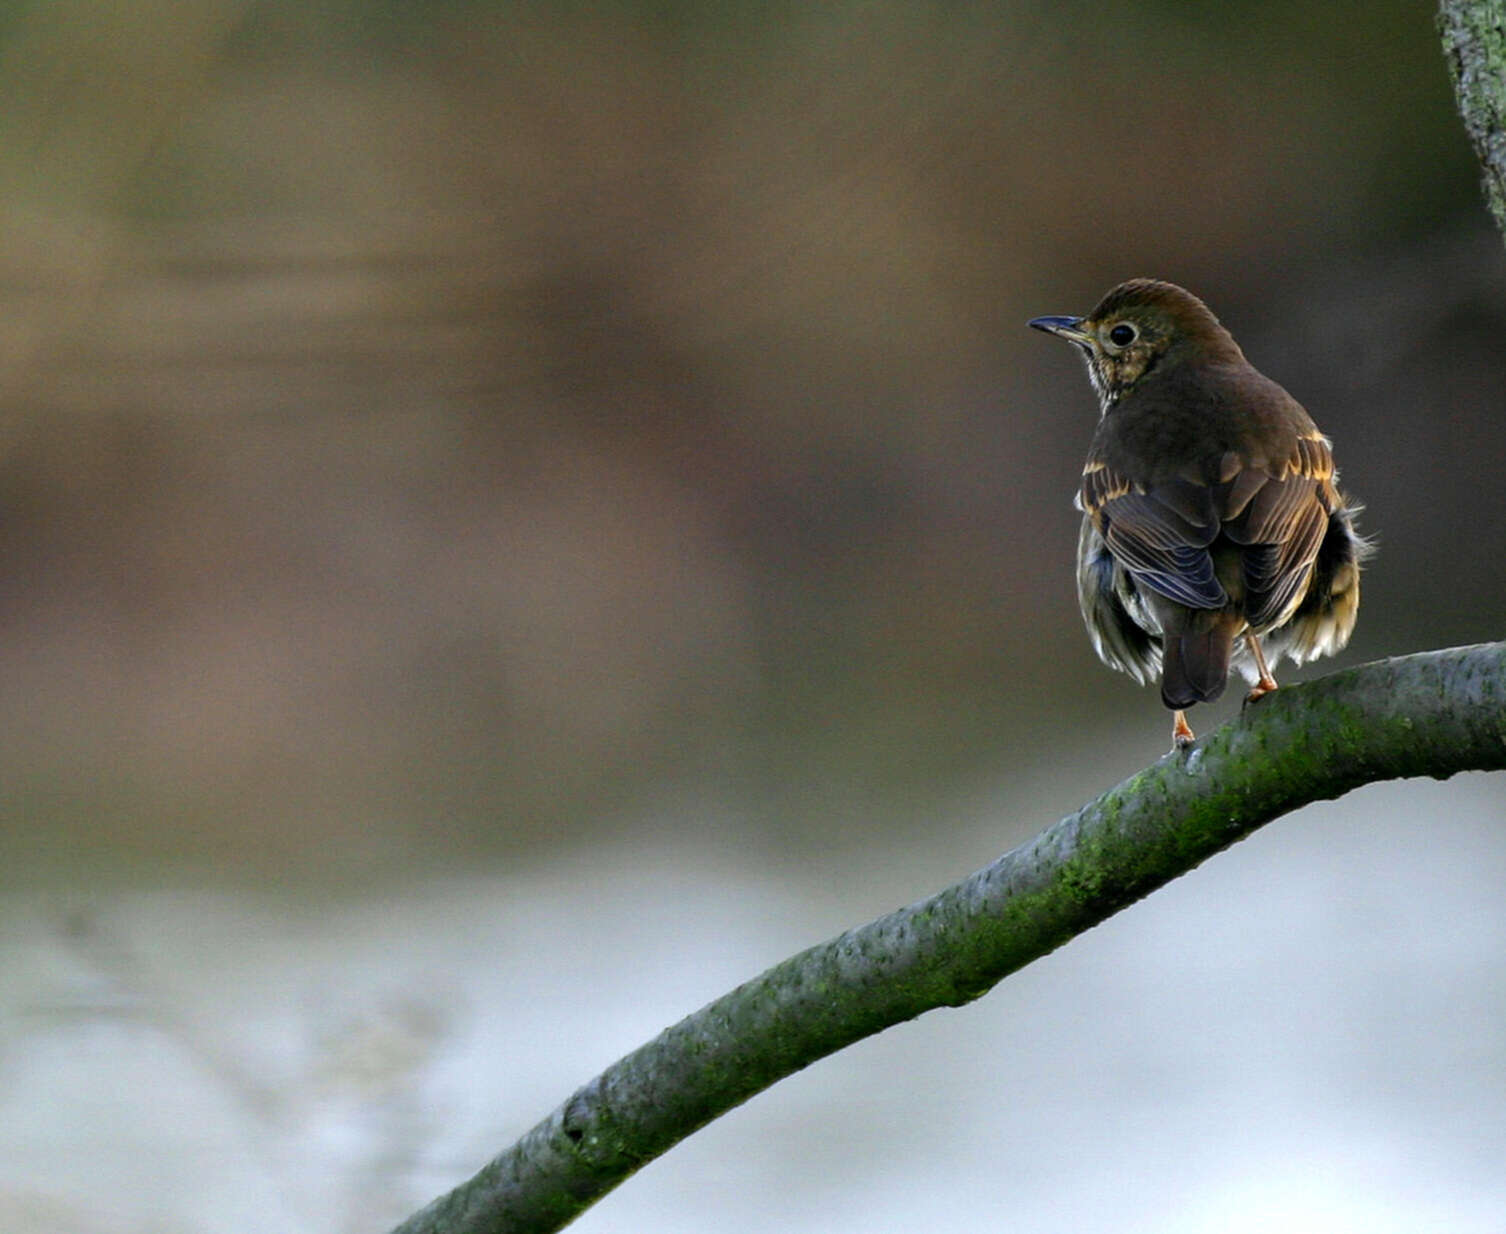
[
  {"xmin": 1082, "ymin": 462, "xmax": 1225, "ymax": 611},
  {"xmin": 1081, "ymin": 431, "xmax": 1336, "ymax": 628}
]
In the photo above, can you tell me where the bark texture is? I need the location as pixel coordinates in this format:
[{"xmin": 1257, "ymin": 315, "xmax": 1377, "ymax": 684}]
[{"xmin": 1440, "ymin": 0, "xmax": 1506, "ymax": 239}]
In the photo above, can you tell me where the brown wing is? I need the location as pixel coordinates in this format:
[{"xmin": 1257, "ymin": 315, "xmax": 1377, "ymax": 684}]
[
  {"xmin": 1080, "ymin": 461, "xmax": 1227, "ymax": 610},
  {"xmin": 1081, "ymin": 431, "xmax": 1336, "ymax": 622},
  {"xmin": 1221, "ymin": 432, "xmax": 1336, "ymax": 629}
]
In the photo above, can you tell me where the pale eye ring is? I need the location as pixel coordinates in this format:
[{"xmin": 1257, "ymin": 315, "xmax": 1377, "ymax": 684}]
[{"xmin": 1107, "ymin": 323, "xmax": 1137, "ymax": 347}]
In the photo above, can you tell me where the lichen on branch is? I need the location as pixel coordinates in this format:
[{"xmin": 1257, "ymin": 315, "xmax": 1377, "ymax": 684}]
[
  {"xmin": 391, "ymin": 643, "xmax": 1506, "ymax": 1234},
  {"xmin": 1439, "ymin": 0, "xmax": 1506, "ymax": 240}
]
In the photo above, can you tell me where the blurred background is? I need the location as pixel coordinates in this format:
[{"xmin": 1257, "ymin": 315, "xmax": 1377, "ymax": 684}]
[{"xmin": 2, "ymin": 2, "xmax": 1505, "ymax": 1231}]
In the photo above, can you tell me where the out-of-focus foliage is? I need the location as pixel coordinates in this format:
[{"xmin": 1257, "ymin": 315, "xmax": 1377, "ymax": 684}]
[{"xmin": 0, "ymin": 1, "xmax": 1499, "ymax": 881}]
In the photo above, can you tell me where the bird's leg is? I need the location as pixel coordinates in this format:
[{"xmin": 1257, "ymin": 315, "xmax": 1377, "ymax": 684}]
[
  {"xmin": 1171, "ymin": 709, "xmax": 1195, "ymax": 748},
  {"xmin": 1245, "ymin": 631, "xmax": 1279, "ymax": 701}
]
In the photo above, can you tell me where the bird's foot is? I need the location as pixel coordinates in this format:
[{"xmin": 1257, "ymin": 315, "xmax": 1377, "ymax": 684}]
[
  {"xmin": 1171, "ymin": 710, "xmax": 1196, "ymax": 749},
  {"xmin": 1244, "ymin": 632, "xmax": 1278, "ymax": 704},
  {"xmin": 1245, "ymin": 677, "xmax": 1278, "ymax": 704}
]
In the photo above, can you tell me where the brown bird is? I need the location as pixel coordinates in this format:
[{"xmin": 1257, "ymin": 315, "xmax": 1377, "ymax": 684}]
[{"xmin": 1029, "ymin": 279, "xmax": 1369, "ymax": 748}]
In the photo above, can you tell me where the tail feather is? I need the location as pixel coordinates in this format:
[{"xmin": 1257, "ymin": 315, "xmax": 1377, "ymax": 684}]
[{"xmin": 1161, "ymin": 614, "xmax": 1238, "ymax": 709}]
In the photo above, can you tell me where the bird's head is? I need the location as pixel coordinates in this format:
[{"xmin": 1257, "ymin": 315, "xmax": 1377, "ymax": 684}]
[{"xmin": 1029, "ymin": 279, "xmax": 1244, "ymax": 412}]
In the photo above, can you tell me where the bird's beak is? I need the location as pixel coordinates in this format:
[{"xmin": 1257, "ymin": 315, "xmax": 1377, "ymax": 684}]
[{"xmin": 1028, "ymin": 315, "xmax": 1093, "ymax": 346}]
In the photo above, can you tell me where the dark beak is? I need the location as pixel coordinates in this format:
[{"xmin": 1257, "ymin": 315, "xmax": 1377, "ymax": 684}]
[{"xmin": 1028, "ymin": 315, "xmax": 1093, "ymax": 346}]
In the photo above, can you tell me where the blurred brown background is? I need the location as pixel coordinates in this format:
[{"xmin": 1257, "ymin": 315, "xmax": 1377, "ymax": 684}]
[{"xmin": 3, "ymin": 3, "xmax": 1505, "ymax": 1232}]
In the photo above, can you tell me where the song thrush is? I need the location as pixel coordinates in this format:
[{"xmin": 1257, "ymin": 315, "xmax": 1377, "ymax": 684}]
[{"xmin": 1030, "ymin": 279, "xmax": 1369, "ymax": 748}]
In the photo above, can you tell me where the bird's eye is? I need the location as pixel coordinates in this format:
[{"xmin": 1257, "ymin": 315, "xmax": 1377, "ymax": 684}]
[{"xmin": 1108, "ymin": 323, "xmax": 1137, "ymax": 347}]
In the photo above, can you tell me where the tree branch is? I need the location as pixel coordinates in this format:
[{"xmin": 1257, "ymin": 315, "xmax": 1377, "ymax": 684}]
[
  {"xmin": 1439, "ymin": 0, "xmax": 1506, "ymax": 242},
  {"xmin": 389, "ymin": 642, "xmax": 1506, "ymax": 1234}
]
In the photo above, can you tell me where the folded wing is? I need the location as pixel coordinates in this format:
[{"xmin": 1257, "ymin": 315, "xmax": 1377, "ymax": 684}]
[{"xmin": 1079, "ymin": 431, "xmax": 1339, "ymax": 631}]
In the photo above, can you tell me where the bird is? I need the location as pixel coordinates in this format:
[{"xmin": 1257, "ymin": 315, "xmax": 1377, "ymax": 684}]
[{"xmin": 1028, "ymin": 279, "xmax": 1369, "ymax": 749}]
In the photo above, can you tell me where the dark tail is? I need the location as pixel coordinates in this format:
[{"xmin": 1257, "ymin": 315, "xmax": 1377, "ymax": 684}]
[{"xmin": 1161, "ymin": 614, "xmax": 1238, "ymax": 709}]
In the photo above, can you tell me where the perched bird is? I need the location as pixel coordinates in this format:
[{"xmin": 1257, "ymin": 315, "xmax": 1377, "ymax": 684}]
[{"xmin": 1029, "ymin": 279, "xmax": 1369, "ymax": 748}]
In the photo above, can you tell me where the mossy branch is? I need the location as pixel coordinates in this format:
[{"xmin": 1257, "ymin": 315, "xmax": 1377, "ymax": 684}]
[
  {"xmin": 1439, "ymin": 0, "xmax": 1506, "ymax": 241},
  {"xmin": 389, "ymin": 642, "xmax": 1506, "ymax": 1234}
]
